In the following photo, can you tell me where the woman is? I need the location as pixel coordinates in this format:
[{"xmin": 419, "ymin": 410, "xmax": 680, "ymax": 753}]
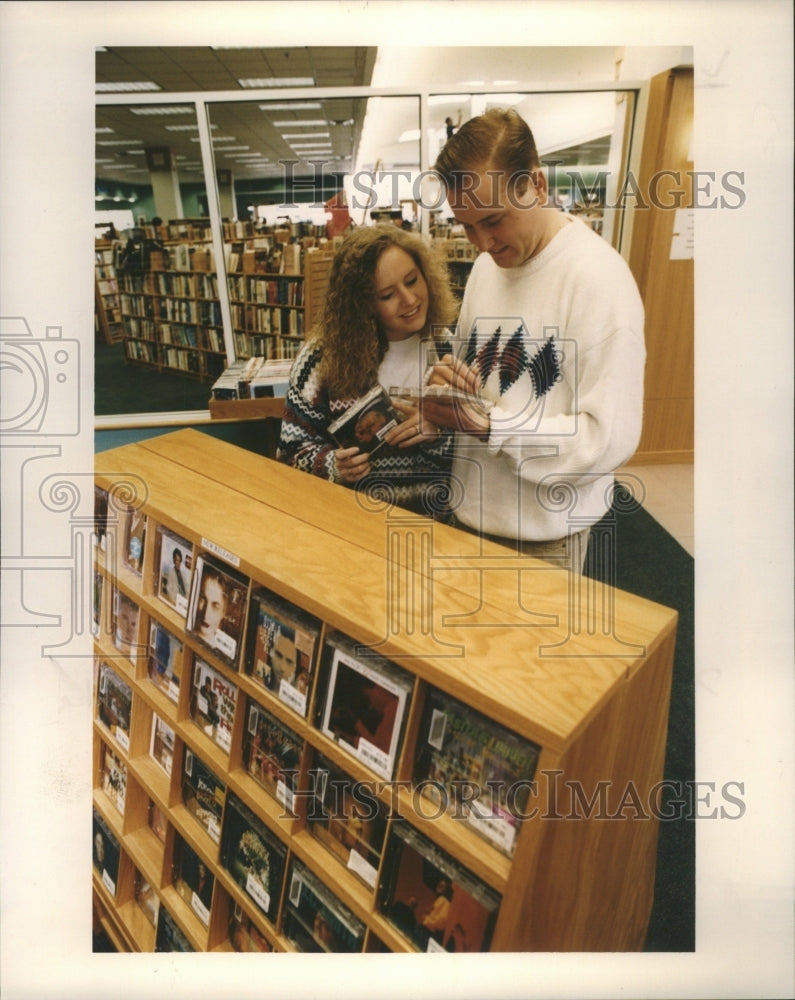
[{"xmin": 277, "ymin": 225, "xmax": 459, "ymax": 518}]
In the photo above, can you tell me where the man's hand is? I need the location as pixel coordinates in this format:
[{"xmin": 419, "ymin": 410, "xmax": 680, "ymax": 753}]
[{"xmin": 420, "ymin": 355, "xmax": 491, "ymax": 440}]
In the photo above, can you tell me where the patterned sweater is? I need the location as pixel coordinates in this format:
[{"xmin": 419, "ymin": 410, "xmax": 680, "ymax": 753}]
[
  {"xmin": 452, "ymin": 216, "xmax": 646, "ymax": 541},
  {"xmin": 277, "ymin": 337, "xmax": 455, "ymax": 518}
]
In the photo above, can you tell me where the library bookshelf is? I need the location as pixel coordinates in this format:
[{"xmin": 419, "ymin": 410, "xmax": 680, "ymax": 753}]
[
  {"xmin": 116, "ymin": 236, "xmax": 334, "ymax": 384},
  {"xmin": 95, "ymin": 242, "xmax": 124, "ymax": 345},
  {"xmin": 93, "ymin": 429, "xmax": 677, "ymax": 954}
]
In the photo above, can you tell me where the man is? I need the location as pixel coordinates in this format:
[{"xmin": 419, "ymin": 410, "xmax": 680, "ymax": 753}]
[
  {"xmin": 423, "ymin": 108, "xmax": 645, "ymax": 571},
  {"xmin": 195, "ymin": 567, "xmax": 228, "ymax": 645}
]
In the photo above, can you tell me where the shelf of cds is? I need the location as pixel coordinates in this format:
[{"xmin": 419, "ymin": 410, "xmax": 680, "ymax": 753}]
[{"xmin": 93, "ymin": 428, "xmax": 678, "ymax": 953}]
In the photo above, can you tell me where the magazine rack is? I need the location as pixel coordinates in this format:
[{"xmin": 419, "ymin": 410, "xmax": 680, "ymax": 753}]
[{"xmin": 93, "ymin": 429, "xmax": 677, "ymax": 953}]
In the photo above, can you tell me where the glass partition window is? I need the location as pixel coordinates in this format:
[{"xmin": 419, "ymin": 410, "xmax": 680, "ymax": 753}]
[
  {"xmin": 95, "ymin": 87, "xmax": 636, "ymax": 417},
  {"xmin": 205, "ymin": 96, "xmax": 419, "ymax": 362},
  {"xmin": 428, "ymin": 90, "xmax": 635, "ymax": 246}
]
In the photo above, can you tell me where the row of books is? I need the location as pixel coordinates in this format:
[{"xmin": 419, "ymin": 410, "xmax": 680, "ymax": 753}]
[
  {"xmin": 94, "ymin": 497, "xmax": 540, "ymax": 861},
  {"xmin": 118, "ymin": 271, "xmax": 303, "ymax": 305}
]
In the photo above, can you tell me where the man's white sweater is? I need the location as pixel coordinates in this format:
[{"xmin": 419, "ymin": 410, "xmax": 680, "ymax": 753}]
[{"xmin": 452, "ymin": 216, "xmax": 646, "ymax": 541}]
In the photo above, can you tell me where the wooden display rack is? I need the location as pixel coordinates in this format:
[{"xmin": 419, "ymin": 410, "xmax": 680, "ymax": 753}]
[{"xmin": 93, "ymin": 429, "xmax": 677, "ymax": 953}]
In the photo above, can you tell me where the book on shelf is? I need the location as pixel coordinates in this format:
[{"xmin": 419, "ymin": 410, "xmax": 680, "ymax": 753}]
[
  {"xmin": 244, "ymin": 588, "xmax": 321, "ymax": 717},
  {"xmin": 122, "ymin": 506, "xmax": 147, "ymax": 576},
  {"xmin": 134, "ymin": 870, "xmax": 160, "ymax": 927},
  {"xmin": 307, "ymin": 752, "xmax": 388, "ymax": 890},
  {"xmin": 186, "ymin": 552, "xmax": 249, "ymax": 667},
  {"xmin": 378, "ymin": 822, "xmax": 501, "ymax": 953},
  {"xmin": 146, "ymin": 620, "xmax": 182, "ymax": 703},
  {"xmin": 189, "ymin": 656, "xmax": 238, "ymax": 755},
  {"xmin": 181, "ymin": 748, "xmax": 226, "ymax": 845},
  {"xmin": 228, "ymin": 904, "xmax": 273, "ymax": 952},
  {"xmin": 96, "ymin": 660, "xmax": 133, "ymax": 752},
  {"xmin": 219, "ymin": 793, "xmax": 288, "ymax": 925},
  {"xmin": 92, "ymin": 809, "xmax": 121, "ymax": 899},
  {"xmin": 283, "ymin": 857, "xmax": 366, "ymax": 954},
  {"xmin": 173, "ymin": 835, "xmax": 214, "ymax": 926},
  {"xmin": 155, "ymin": 525, "xmax": 193, "ymax": 618},
  {"xmin": 242, "ymin": 698, "xmax": 302, "ymax": 815},
  {"xmin": 99, "ymin": 740, "xmax": 127, "ymax": 815},
  {"xmin": 327, "ymin": 384, "xmax": 404, "ymax": 454},
  {"xmin": 413, "ymin": 687, "xmax": 541, "ymax": 858},
  {"xmin": 149, "ymin": 713, "xmax": 176, "ymax": 777},
  {"xmin": 155, "ymin": 907, "xmax": 194, "ymax": 952},
  {"xmin": 318, "ymin": 631, "xmax": 414, "ymax": 781},
  {"xmin": 111, "ymin": 587, "xmax": 140, "ymax": 659}
]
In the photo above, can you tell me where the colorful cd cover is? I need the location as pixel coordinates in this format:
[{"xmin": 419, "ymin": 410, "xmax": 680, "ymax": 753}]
[
  {"xmin": 244, "ymin": 588, "xmax": 321, "ymax": 717},
  {"xmin": 134, "ymin": 870, "xmax": 160, "ymax": 927},
  {"xmin": 173, "ymin": 835, "xmax": 214, "ymax": 926},
  {"xmin": 189, "ymin": 656, "xmax": 238, "ymax": 755},
  {"xmin": 122, "ymin": 506, "xmax": 147, "ymax": 576},
  {"xmin": 155, "ymin": 907, "xmax": 194, "ymax": 952},
  {"xmin": 413, "ymin": 686, "xmax": 540, "ymax": 857},
  {"xmin": 228, "ymin": 904, "xmax": 273, "ymax": 952},
  {"xmin": 219, "ymin": 793, "xmax": 287, "ymax": 925},
  {"xmin": 148, "ymin": 799, "xmax": 169, "ymax": 844},
  {"xmin": 186, "ymin": 552, "xmax": 249, "ymax": 667},
  {"xmin": 111, "ymin": 587, "xmax": 140, "ymax": 659},
  {"xmin": 149, "ymin": 713, "xmax": 176, "ymax": 776},
  {"xmin": 242, "ymin": 698, "xmax": 302, "ymax": 815},
  {"xmin": 156, "ymin": 525, "xmax": 193, "ymax": 618},
  {"xmin": 319, "ymin": 632, "xmax": 413, "ymax": 780},
  {"xmin": 379, "ymin": 823, "xmax": 501, "ymax": 953},
  {"xmin": 92, "ymin": 808, "xmax": 121, "ymax": 899},
  {"xmin": 306, "ymin": 752, "xmax": 387, "ymax": 890},
  {"xmin": 96, "ymin": 660, "xmax": 132, "ymax": 752},
  {"xmin": 146, "ymin": 620, "xmax": 182, "ymax": 703},
  {"xmin": 327, "ymin": 384, "xmax": 402, "ymax": 455},
  {"xmin": 181, "ymin": 747, "xmax": 226, "ymax": 844},
  {"xmin": 283, "ymin": 858, "xmax": 366, "ymax": 954},
  {"xmin": 99, "ymin": 740, "xmax": 127, "ymax": 815}
]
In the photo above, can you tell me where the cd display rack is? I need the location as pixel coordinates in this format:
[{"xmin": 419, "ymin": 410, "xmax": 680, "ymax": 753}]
[{"xmin": 93, "ymin": 429, "xmax": 677, "ymax": 953}]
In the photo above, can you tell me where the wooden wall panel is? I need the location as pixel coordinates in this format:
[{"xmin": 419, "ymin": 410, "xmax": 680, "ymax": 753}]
[{"xmin": 628, "ymin": 68, "xmax": 694, "ymax": 465}]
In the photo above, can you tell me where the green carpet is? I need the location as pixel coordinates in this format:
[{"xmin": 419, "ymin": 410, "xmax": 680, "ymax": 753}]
[
  {"xmin": 94, "ymin": 340, "xmax": 213, "ymax": 415},
  {"xmin": 586, "ymin": 484, "xmax": 695, "ymax": 952}
]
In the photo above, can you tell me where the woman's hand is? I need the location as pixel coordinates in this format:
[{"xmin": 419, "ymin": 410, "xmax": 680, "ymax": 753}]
[
  {"xmin": 334, "ymin": 446, "xmax": 371, "ymax": 483},
  {"xmin": 385, "ymin": 399, "xmax": 439, "ymax": 448}
]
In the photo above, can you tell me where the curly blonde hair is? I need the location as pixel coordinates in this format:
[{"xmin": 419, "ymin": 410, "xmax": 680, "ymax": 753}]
[{"xmin": 316, "ymin": 225, "xmax": 458, "ymax": 398}]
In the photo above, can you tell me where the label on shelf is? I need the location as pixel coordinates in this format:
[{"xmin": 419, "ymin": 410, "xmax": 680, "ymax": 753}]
[
  {"xmin": 191, "ymin": 892, "xmax": 210, "ymax": 926},
  {"xmin": 347, "ymin": 850, "xmax": 377, "ymax": 889},
  {"xmin": 246, "ymin": 872, "xmax": 271, "ymax": 914},
  {"xmin": 278, "ymin": 677, "xmax": 307, "ymax": 717},
  {"xmin": 355, "ymin": 737, "xmax": 390, "ymax": 777},
  {"xmin": 467, "ymin": 807, "xmax": 517, "ymax": 855},
  {"xmin": 200, "ymin": 537, "xmax": 240, "ymax": 568},
  {"xmin": 101, "ymin": 870, "xmax": 116, "ymax": 897},
  {"xmin": 276, "ymin": 780, "xmax": 295, "ymax": 815}
]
